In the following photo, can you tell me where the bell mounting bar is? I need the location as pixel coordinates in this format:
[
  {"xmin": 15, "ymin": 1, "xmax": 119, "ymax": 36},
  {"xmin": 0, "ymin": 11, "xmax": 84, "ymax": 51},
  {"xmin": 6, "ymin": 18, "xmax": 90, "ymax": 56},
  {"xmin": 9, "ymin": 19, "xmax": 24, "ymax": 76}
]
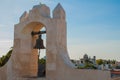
[{"xmin": 31, "ymin": 31, "xmax": 46, "ymax": 36}]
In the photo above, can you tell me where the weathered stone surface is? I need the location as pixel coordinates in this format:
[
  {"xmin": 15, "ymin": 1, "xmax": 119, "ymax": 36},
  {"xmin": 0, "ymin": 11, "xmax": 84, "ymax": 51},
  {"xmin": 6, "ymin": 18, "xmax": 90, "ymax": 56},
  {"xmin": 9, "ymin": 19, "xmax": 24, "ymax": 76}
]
[
  {"xmin": 111, "ymin": 77, "xmax": 120, "ymax": 80},
  {"xmin": 0, "ymin": 3, "xmax": 112, "ymax": 80},
  {"xmin": 53, "ymin": 3, "xmax": 65, "ymax": 19},
  {"xmin": 20, "ymin": 11, "xmax": 28, "ymax": 22}
]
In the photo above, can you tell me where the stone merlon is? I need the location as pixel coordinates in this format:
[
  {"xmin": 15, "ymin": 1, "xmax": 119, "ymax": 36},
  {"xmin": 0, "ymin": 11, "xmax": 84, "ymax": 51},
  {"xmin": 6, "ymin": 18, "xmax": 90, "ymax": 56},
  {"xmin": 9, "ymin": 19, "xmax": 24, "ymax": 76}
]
[
  {"xmin": 53, "ymin": 3, "xmax": 65, "ymax": 19},
  {"xmin": 20, "ymin": 11, "xmax": 28, "ymax": 22},
  {"xmin": 32, "ymin": 4, "xmax": 50, "ymax": 18}
]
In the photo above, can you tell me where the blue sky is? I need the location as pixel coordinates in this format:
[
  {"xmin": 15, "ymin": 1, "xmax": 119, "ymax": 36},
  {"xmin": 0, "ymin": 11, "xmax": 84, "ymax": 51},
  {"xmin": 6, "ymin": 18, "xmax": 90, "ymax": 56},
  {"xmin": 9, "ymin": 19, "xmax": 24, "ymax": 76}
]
[{"xmin": 0, "ymin": 0, "xmax": 120, "ymax": 61}]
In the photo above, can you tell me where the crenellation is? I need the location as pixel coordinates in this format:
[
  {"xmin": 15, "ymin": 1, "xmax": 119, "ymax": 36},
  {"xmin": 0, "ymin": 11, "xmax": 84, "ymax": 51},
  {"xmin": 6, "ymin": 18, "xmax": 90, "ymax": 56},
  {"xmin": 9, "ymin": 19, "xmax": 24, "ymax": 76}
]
[
  {"xmin": 20, "ymin": 11, "xmax": 29, "ymax": 22},
  {"xmin": 53, "ymin": 3, "xmax": 65, "ymax": 19},
  {"xmin": 31, "ymin": 4, "xmax": 50, "ymax": 18}
]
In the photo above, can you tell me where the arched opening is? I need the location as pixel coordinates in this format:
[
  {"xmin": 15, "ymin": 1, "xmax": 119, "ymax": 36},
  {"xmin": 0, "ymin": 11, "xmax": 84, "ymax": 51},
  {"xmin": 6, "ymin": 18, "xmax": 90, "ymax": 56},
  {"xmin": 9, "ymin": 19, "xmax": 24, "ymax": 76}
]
[
  {"xmin": 36, "ymin": 27, "xmax": 46, "ymax": 77},
  {"xmin": 32, "ymin": 23, "xmax": 46, "ymax": 78},
  {"xmin": 23, "ymin": 22, "xmax": 47, "ymax": 78}
]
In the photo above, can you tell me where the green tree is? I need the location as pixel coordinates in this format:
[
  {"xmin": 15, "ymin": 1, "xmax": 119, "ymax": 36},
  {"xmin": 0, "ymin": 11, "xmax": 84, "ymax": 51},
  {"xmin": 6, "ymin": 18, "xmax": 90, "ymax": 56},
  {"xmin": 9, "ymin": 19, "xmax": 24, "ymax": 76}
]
[
  {"xmin": 116, "ymin": 66, "xmax": 120, "ymax": 69},
  {"xmin": 96, "ymin": 59, "xmax": 103, "ymax": 65},
  {"xmin": 0, "ymin": 58, "xmax": 2, "ymax": 66},
  {"xmin": 84, "ymin": 63, "xmax": 97, "ymax": 69},
  {"xmin": 0, "ymin": 48, "xmax": 13, "ymax": 67},
  {"xmin": 111, "ymin": 60, "xmax": 116, "ymax": 64},
  {"xmin": 39, "ymin": 58, "xmax": 46, "ymax": 65}
]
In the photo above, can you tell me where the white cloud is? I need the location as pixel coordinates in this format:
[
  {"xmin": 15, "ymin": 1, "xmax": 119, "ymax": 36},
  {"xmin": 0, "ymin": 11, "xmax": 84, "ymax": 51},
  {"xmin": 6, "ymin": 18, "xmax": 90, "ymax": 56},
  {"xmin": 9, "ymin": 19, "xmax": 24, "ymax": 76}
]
[
  {"xmin": 0, "ymin": 24, "xmax": 7, "ymax": 27},
  {"xmin": 68, "ymin": 40, "xmax": 120, "ymax": 61},
  {"xmin": 0, "ymin": 24, "xmax": 14, "ymax": 40},
  {"xmin": 0, "ymin": 40, "xmax": 13, "ymax": 42},
  {"xmin": 0, "ymin": 40, "xmax": 13, "ymax": 57}
]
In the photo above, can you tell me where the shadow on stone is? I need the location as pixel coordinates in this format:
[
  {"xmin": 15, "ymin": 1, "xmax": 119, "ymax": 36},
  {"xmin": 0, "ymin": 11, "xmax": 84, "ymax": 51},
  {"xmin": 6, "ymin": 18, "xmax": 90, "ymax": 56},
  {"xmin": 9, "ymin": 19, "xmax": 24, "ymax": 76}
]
[{"xmin": 38, "ymin": 64, "xmax": 46, "ymax": 77}]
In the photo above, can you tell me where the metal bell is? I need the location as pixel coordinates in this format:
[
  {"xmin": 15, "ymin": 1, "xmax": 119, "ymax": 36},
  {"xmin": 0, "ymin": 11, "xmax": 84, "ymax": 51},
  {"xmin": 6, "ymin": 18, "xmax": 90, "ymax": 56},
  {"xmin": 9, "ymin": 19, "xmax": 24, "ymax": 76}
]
[{"xmin": 34, "ymin": 34, "xmax": 45, "ymax": 49}]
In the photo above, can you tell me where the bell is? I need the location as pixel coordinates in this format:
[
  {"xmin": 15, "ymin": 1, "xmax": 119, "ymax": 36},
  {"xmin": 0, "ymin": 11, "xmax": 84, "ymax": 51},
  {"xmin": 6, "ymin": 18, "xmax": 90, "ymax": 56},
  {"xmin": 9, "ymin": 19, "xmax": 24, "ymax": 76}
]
[{"xmin": 34, "ymin": 34, "xmax": 45, "ymax": 49}]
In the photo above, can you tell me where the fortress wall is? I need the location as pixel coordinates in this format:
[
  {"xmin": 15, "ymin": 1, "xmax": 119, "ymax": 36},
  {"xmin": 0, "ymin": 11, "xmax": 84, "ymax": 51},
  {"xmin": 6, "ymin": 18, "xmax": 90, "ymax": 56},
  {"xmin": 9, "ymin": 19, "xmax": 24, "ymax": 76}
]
[
  {"xmin": 54, "ymin": 49, "xmax": 111, "ymax": 80},
  {"xmin": 0, "ymin": 65, "xmax": 7, "ymax": 80},
  {"xmin": 111, "ymin": 77, "xmax": 120, "ymax": 80}
]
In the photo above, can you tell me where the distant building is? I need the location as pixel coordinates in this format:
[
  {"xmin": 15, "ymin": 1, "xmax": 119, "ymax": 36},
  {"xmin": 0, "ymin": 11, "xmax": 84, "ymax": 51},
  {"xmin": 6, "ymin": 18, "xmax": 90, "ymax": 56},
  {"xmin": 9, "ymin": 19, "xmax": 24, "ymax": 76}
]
[
  {"xmin": 71, "ymin": 54, "xmax": 118, "ymax": 71},
  {"xmin": 116, "ymin": 62, "xmax": 120, "ymax": 66},
  {"xmin": 72, "ymin": 54, "xmax": 97, "ymax": 68},
  {"xmin": 79, "ymin": 54, "xmax": 96, "ymax": 65}
]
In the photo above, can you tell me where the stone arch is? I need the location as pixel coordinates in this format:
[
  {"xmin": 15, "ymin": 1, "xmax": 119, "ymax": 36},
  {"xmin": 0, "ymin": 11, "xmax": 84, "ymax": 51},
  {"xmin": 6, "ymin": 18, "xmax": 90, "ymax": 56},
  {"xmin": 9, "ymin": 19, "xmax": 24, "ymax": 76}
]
[
  {"xmin": 13, "ymin": 20, "xmax": 49, "ymax": 77},
  {"xmin": 8, "ymin": 3, "xmax": 75, "ymax": 79},
  {"xmin": 21, "ymin": 21, "xmax": 47, "ymax": 50},
  {"xmin": 11, "ymin": 4, "xmax": 53, "ymax": 77},
  {"xmin": 22, "ymin": 22, "xmax": 45, "ymax": 35},
  {"xmin": 22, "ymin": 21, "xmax": 47, "ymax": 77}
]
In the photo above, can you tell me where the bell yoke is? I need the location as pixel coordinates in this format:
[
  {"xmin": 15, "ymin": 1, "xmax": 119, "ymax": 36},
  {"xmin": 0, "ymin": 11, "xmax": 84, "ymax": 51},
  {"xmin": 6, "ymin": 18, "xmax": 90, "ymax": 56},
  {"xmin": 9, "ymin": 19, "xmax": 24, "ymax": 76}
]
[{"xmin": 31, "ymin": 31, "xmax": 46, "ymax": 49}]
